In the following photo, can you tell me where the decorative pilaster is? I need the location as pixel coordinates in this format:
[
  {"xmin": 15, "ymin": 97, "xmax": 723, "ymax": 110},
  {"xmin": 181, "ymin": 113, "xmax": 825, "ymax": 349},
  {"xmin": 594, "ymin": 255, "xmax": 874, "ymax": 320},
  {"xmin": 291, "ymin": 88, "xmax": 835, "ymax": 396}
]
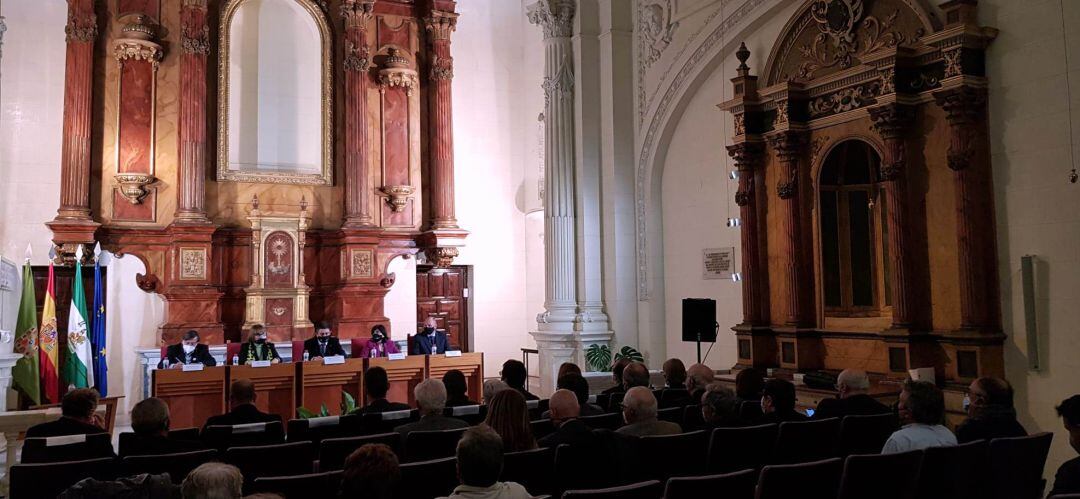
[
  {"xmin": 48, "ymin": 0, "xmax": 101, "ymax": 257},
  {"xmin": 767, "ymin": 130, "xmax": 810, "ymax": 327},
  {"xmin": 425, "ymin": 10, "xmax": 458, "ymax": 230},
  {"xmin": 342, "ymin": 0, "xmax": 375, "ymax": 228},
  {"xmin": 175, "ymin": 0, "xmax": 211, "ymax": 224},
  {"xmin": 934, "ymin": 86, "xmax": 1000, "ymax": 332},
  {"xmin": 868, "ymin": 103, "xmax": 922, "ymax": 330},
  {"xmin": 728, "ymin": 141, "xmax": 767, "ymax": 326}
]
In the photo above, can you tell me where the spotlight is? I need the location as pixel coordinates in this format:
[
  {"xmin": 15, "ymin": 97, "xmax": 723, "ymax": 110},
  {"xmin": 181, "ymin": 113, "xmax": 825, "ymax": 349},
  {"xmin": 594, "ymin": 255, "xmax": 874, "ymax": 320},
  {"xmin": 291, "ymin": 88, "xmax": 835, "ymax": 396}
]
[
  {"xmin": 726, "ymin": 217, "xmax": 741, "ymax": 227},
  {"xmin": 732, "ymin": 273, "xmax": 743, "ymax": 282},
  {"xmin": 729, "ymin": 170, "xmax": 740, "ymax": 180}
]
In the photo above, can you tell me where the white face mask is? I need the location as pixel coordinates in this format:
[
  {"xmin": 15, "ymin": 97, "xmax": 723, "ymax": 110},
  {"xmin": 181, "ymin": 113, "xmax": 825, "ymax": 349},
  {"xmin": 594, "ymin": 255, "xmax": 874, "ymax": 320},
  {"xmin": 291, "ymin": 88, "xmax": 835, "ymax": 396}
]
[{"xmin": 182, "ymin": 344, "xmax": 196, "ymax": 354}]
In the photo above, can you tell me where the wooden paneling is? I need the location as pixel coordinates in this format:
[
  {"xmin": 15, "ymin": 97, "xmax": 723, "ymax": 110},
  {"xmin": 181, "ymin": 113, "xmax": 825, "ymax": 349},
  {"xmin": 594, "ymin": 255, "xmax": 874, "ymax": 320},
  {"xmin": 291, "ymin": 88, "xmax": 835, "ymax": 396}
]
[
  {"xmin": 416, "ymin": 265, "xmax": 469, "ymax": 350},
  {"xmin": 365, "ymin": 355, "xmax": 425, "ymax": 406},
  {"xmin": 428, "ymin": 353, "xmax": 484, "ymax": 403},
  {"xmin": 153, "ymin": 366, "xmax": 227, "ymax": 429},
  {"xmin": 298, "ymin": 358, "xmax": 364, "ymax": 416},
  {"xmin": 230, "ymin": 363, "xmax": 297, "ymax": 424}
]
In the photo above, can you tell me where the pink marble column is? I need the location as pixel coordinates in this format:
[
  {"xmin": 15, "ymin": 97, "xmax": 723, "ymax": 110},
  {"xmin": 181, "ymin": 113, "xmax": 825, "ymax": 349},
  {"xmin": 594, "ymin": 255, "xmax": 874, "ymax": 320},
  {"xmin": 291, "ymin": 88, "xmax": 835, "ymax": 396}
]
[
  {"xmin": 342, "ymin": 0, "xmax": 375, "ymax": 228},
  {"xmin": 175, "ymin": 0, "xmax": 211, "ymax": 224},
  {"xmin": 425, "ymin": 10, "xmax": 459, "ymax": 230},
  {"xmin": 56, "ymin": 0, "xmax": 98, "ymax": 222}
]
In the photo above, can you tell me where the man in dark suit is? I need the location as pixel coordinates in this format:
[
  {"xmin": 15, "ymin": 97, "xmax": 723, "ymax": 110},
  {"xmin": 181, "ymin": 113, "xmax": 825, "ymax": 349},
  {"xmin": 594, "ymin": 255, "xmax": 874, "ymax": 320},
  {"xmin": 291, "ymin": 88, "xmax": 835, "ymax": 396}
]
[
  {"xmin": 158, "ymin": 330, "xmax": 217, "ymax": 369},
  {"xmin": 616, "ymin": 387, "xmax": 682, "ymax": 437},
  {"xmin": 394, "ymin": 379, "xmax": 469, "ymax": 437},
  {"xmin": 26, "ymin": 388, "xmax": 108, "ymax": 437},
  {"xmin": 302, "ymin": 320, "xmax": 346, "ymax": 361},
  {"xmin": 122, "ymin": 397, "xmax": 204, "ymax": 457},
  {"xmin": 501, "ymin": 359, "xmax": 539, "ymax": 401},
  {"xmin": 410, "ymin": 316, "xmax": 451, "ymax": 355},
  {"xmin": 539, "ymin": 389, "xmax": 597, "ymax": 449},
  {"xmin": 355, "ymin": 366, "xmax": 411, "ymax": 414},
  {"xmin": 956, "ymin": 376, "xmax": 1027, "ymax": 443},
  {"xmin": 814, "ymin": 369, "xmax": 891, "ymax": 419},
  {"xmin": 542, "ymin": 374, "xmax": 604, "ymax": 419},
  {"xmin": 1050, "ymin": 395, "xmax": 1080, "ymax": 496},
  {"xmin": 203, "ymin": 378, "xmax": 280, "ymax": 431}
]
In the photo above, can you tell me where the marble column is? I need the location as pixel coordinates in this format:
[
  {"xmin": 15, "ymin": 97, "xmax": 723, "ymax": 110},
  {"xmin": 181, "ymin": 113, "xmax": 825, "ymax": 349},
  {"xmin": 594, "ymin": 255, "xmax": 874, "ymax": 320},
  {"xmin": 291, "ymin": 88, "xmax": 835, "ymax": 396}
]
[
  {"xmin": 342, "ymin": 0, "xmax": 375, "ymax": 228},
  {"xmin": 56, "ymin": 0, "xmax": 97, "ymax": 222},
  {"xmin": 767, "ymin": 131, "xmax": 810, "ymax": 327},
  {"xmin": 174, "ymin": 0, "xmax": 211, "ymax": 224},
  {"xmin": 728, "ymin": 141, "xmax": 767, "ymax": 326},
  {"xmin": 425, "ymin": 10, "xmax": 459, "ymax": 230},
  {"xmin": 869, "ymin": 103, "xmax": 921, "ymax": 329}
]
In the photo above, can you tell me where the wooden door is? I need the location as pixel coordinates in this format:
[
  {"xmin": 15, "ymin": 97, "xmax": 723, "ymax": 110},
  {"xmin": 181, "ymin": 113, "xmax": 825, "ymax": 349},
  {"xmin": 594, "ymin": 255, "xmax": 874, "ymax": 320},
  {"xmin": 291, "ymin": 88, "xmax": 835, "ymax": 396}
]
[{"xmin": 416, "ymin": 265, "xmax": 469, "ymax": 351}]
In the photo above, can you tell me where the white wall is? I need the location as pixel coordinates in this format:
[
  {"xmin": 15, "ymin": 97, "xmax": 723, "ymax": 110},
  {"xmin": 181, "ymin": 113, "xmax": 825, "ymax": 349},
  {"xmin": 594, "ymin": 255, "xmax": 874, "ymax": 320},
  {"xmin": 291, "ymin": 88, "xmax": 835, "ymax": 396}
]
[
  {"xmin": 105, "ymin": 252, "xmax": 164, "ymax": 424},
  {"xmin": 383, "ymin": 255, "xmax": 417, "ymax": 340}
]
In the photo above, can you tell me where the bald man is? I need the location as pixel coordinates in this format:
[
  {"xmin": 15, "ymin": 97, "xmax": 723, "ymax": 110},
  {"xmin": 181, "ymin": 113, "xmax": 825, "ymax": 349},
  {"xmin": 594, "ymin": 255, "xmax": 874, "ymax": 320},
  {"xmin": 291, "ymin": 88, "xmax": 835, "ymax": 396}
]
[
  {"xmin": 202, "ymin": 378, "xmax": 280, "ymax": 432},
  {"xmin": 622, "ymin": 362, "xmax": 651, "ymax": 390},
  {"xmin": 616, "ymin": 387, "xmax": 681, "ymax": 437},
  {"xmin": 538, "ymin": 389, "xmax": 597, "ymax": 449},
  {"xmin": 685, "ymin": 363, "xmax": 716, "ymax": 403},
  {"xmin": 814, "ymin": 369, "xmax": 890, "ymax": 419}
]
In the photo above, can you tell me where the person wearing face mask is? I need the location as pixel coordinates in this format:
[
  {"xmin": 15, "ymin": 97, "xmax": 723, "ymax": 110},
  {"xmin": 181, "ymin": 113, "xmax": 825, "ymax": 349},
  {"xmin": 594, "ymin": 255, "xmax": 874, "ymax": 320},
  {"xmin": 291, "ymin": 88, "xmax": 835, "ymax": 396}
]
[
  {"xmin": 410, "ymin": 316, "xmax": 451, "ymax": 355},
  {"xmin": 239, "ymin": 324, "xmax": 282, "ymax": 365},
  {"xmin": 159, "ymin": 330, "xmax": 217, "ymax": 369},
  {"xmin": 303, "ymin": 320, "xmax": 346, "ymax": 361},
  {"xmin": 360, "ymin": 324, "xmax": 401, "ymax": 358}
]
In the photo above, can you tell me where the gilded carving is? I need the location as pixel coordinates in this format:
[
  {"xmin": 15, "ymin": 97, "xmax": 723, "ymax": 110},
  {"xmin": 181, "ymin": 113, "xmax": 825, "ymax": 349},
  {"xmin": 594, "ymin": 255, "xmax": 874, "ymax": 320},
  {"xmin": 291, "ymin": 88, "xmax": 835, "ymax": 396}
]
[
  {"xmin": 350, "ymin": 249, "xmax": 374, "ymax": 278},
  {"xmin": 775, "ymin": 102, "xmax": 789, "ymax": 125},
  {"xmin": 65, "ymin": 10, "xmax": 98, "ymax": 43},
  {"xmin": 640, "ymin": 1, "xmax": 678, "ymax": 68},
  {"xmin": 114, "ymin": 173, "xmax": 156, "ymax": 204},
  {"xmin": 797, "ymin": 3, "xmax": 907, "ymax": 81},
  {"xmin": 179, "ymin": 248, "xmax": 207, "ymax": 280},
  {"xmin": 943, "ymin": 48, "xmax": 962, "ymax": 78},
  {"xmin": 431, "ymin": 54, "xmax": 454, "ymax": 81},
  {"xmin": 425, "ymin": 247, "xmax": 459, "ymax": 268},
  {"xmin": 114, "ymin": 39, "xmax": 163, "ymax": 68},
  {"xmin": 733, "ymin": 113, "xmax": 746, "ymax": 135},
  {"xmin": 879, "ymin": 66, "xmax": 895, "ymax": 94},
  {"xmin": 425, "ymin": 11, "xmax": 458, "ymax": 41},
  {"xmin": 340, "ymin": 0, "xmax": 375, "ymax": 27},
  {"xmin": 344, "ymin": 41, "xmax": 370, "ymax": 72},
  {"xmin": 181, "ymin": 24, "xmax": 210, "ymax": 55},
  {"xmin": 377, "ymin": 48, "xmax": 418, "ymax": 95},
  {"xmin": 266, "ymin": 232, "xmax": 293, "ymax": 276}
]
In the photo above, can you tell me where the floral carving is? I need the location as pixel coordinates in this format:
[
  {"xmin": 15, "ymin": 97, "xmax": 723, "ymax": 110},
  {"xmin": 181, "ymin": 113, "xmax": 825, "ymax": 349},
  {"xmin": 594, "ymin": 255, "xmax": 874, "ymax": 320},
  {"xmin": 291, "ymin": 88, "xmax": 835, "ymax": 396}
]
[
  {"xmin": 797, "ymin": 3, "xmax": 906, "ymax": 81},
  {"xmin": 808, "ymin": 81, "xmax": 881, "ymax": 118},
  {"xmin": 777, "ymin": 178, "xmax": 798, "ymax": 200},
  {"xmin": 943, "ymin": 48, "xmax": 962, "ymax": 78},
  {"xmin": 114, "ymin": 39, "xmax": 163, "ymax": 68},
  {"xmin": 775, "ymin": 102, "xmax": 789, "ymax": 125},
  {"xmin": 344, "ymin": 41, "xmax": 370, "ymax": 72},
  {"xmin": 65, "ymin": 11, "xmax": 97, "ymax": 43},
  {"xmin": 735, "ymin": 190, "xmax": 752, "ymax": 206},
  {"xmin": 181, "ymin": 20, "xmax": 210, "ymax": 55},
  {"xmin": 425, "ymin": 247, "xmax": 459, "ymax": 268},
  {"xmin": 350, "ymin": 249, "xmax": 374, "ymax": 278},
  {"xmin": 179, "ymin": 248, "xmax": 207, "ymax": 280},
  {"xmin": 430, "ymin": 54, "xmax": 454, "ymax": 81},
  {"xmin": 640, "ymin": 1, "xmax": 678, "ymax": 68},
  {"xmin": 733, "ymin": 113, "xmax": 746, "ymax": 135}
]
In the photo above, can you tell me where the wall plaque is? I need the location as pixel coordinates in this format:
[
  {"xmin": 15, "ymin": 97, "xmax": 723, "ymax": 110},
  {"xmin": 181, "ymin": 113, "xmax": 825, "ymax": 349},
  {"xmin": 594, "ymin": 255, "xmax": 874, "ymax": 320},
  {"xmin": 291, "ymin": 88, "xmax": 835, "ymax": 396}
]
[{"xmin": 702, "ymin": 247, "xmax": 735, "ymax": 280}]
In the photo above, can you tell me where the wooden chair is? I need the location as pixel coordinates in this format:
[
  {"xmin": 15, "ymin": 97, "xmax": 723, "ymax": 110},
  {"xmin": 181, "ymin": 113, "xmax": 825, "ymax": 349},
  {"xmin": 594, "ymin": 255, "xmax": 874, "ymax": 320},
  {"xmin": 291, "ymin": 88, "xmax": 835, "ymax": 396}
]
[
  {"xmin": 397, "ymin": 456, "xmax": 458, "ymax": 499},
  {"xmin": 554, "ymin": 443, "xmax": 622, "ymax": 495},
  {"xmin": 253, "ymin": 470, "xmax": 343, "ymax": 498},
  {"xmin": 837, "ymin": 450, "xmax": 924, "ymax": 499},
  {"xmin": 203, "ymin": 420, "xmax": 285, "ymax": 451},
  {"xmin": 756, "ymin": 457, "xmax": 843, "ymax": 499},
  {"xmin": 405, "ymin": 427, "xmax": 468, "ymax": 462},
  {"xmin": 10, "ymin": 457, "xmax": 116, "ymax": 498},
  {"xmin": 287, "ymin": 414, "xmax": 363, "ymax": 444},
  {"xmin": 20, "ymin": 432, "xmax": 115, "ymax": 463},
  {"xmin": 988, "ymin": 432, "xmax": 1054, "ymax": 499},
  {"xmin": 531, "ymin": 418, "xmax": 555, "ymax": 439},
  {"xmin": 706, "ymin": 423, "xmax": 777, "ymax": 473},
  {"xmin": 637, "ymin": 430, "xmax": 707, "ymax": 481},
  {"xmin": 122, "ymin": 448, "xmax": 218, "ymax": 484},
  {"xmin": 580, "ymin": 412, "xmax": 623, "ymax": 430},
  {"xmin": 502, "ymin": 446, "xmax": 555, "ymax": 496},
  {"xmin": 916, "ymin": 439, "xmax": 989, "ymax": 499},
  {"xmin": 225, "ymin": 441, "xmax": 316, "ymax": 491},
  {"xmin": 837, "ymin": 413, "xmax": 898, "ymax": 456},
  {"xmin": 561, "ymin": 479, "xmax": 663, "ymax": 498},
  {"xmin": 444, "ymin": 404, "xmax": 488, "ymax": 425},
  {"xmin": 663, "ymin": 469, "xmax": 756, "ymax": 499},
  {"xmin": 319, "ymin": 432, "xmax": 403, "ymax": 471},
  {"xmin": 772, "ymin": 417, "xmax": 841, "ymax": 464}
]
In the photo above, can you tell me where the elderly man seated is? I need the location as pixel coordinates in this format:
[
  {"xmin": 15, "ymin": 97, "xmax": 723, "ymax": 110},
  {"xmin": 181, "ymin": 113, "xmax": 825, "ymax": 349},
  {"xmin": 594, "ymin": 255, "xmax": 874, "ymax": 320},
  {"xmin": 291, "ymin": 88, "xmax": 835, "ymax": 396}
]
[
  {"xmin": 616, "ymin": 386, "xmax": 682, "ymax": 437},
  {"xmin": 445, "ymin": 425, "xmax": 532, "ymax": 499},
  {"xmin": 956, "ymin": 376, "xmax": 1027, "ymax": 443},
  {"xmin": 701, "ymin": 386, "xmax": 742, "ymax": 428},
  {"xmin": 814, "ymin": 369, "xmax": 890, "ymax": 419},
  {"xmin": 882, "ymin": 380, "xmax": 956, "ymax": 454},
  {"xmin": 26, "ymin": 388, "xmax": 108, "ymax": 438},
  {"xmin": 539, "ymin": 389, "xmax": 597, "ymax": 449},
  {"xmin": 394, "ymin": 379, "xmax": 469, "ymax": 437},
  {"xmin": 123, "ymin": 397, "xmax": 205, "ymax": 457},
  {"xmin": 685, "ymin": 363, "xmax": 716, "ymax": 403},
  {"xmin": 181, "ymin": 462, "xmax": 243, "ymax": 499}
]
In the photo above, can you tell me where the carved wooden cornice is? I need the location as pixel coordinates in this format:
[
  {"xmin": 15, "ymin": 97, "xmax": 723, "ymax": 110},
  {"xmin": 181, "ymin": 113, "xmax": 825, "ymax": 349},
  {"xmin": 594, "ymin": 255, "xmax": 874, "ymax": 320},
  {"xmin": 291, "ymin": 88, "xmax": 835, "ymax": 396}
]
[
  {"xmin": 527, "ymin": 0, "xmax": 574, "ymax": 40},
  {"xmin": 424, "ymin": 246, "xmax": 459, "ymax": 268},
  {"xmin": 340, "ymin": 0, "xmax": 375, "ymax": 28},
  {"xmin": 425, "ymin": 11, "xmax": 458, "ymax": 41},
  {"xmin": 869, "ymin": 103, "xmax": 915, "ymax": 180},
  {"xmin": 766, "ymin": 131, "xmax": 806, "ymax": 165},
  {"xmin": 114, "ymin": 39, "xmax": 163, "ymax": 68}
]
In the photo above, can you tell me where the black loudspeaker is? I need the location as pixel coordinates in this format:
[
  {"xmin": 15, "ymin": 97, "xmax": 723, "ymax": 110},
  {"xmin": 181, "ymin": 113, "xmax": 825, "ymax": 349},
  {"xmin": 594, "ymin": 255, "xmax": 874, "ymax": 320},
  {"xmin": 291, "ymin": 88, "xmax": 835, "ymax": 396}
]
[{"xmin": 682, "ymin": 298, "xmax": 717, "ymax": 342}]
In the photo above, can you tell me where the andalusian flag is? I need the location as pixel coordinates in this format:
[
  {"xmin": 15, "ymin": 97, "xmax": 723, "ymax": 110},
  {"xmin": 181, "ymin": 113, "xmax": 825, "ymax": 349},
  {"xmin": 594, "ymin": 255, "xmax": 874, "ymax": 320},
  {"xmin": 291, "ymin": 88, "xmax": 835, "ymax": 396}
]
[
  {"xmin": 39, "ymin": 261, "xmax": 60, "ymax": 404},
  {"xmin": 13, "ymin": 252, "xmax": 41, "ymax": 405},
  {"xmin": 91, "ymin": 243, "xmax": 107, "ymax": 396},
  {"xmin": 63, "ymin": 245, "xmax": 93, "ymax": 390}
]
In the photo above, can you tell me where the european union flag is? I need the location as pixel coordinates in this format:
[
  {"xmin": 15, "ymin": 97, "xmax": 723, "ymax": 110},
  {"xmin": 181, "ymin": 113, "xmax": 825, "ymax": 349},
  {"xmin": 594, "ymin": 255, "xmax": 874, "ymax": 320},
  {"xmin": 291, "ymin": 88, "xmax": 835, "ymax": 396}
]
[{"xmin": 91, "ymin": 252, "xmax": 107, "ymax": 396}]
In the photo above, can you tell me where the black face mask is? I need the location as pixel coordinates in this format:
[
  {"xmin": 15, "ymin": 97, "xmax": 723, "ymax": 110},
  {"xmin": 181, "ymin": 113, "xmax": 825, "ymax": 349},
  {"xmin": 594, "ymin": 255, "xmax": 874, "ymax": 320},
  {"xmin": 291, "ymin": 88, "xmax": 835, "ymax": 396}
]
[
  {"xmin": 318, "ymin": 336, "xmax": 329, "ymax": 343},
  {"xmin": 255, "ymin": 337, "xmax": 267, "ymax": 344},
  {"xmin": 423, "ymin": 327, "xmax": 435, "ymax": 335},
  {"xmin": 372, "ymin": 331, "xmax": 386, "ymax": 343}
]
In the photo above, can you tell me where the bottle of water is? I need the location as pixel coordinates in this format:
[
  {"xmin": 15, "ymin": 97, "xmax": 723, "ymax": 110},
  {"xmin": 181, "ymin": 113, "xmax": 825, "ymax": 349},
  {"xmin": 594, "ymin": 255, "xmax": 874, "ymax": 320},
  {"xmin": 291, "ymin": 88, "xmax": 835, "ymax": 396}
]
[
  {"xmin": 370, "ymin": 347, "xmax": 377, "ymax": 359},
  {"xmin": 162, "ymin": 357, "xmax": 170, "ymax": 369},
  {"xmin": 232, "ymin": 354, "xmax": 239, "ymax": 366},
  {"xmin": 303, "ymin": 351, "xmax": 310, "ymax": 362}
]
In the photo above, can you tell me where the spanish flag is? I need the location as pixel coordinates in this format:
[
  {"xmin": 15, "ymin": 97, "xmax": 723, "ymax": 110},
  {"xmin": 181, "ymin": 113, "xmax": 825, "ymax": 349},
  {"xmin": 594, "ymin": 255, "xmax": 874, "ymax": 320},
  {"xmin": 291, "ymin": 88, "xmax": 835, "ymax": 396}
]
[{"xmin": 39, "ymin": 262, "xmax": 60, "ymax": 404}]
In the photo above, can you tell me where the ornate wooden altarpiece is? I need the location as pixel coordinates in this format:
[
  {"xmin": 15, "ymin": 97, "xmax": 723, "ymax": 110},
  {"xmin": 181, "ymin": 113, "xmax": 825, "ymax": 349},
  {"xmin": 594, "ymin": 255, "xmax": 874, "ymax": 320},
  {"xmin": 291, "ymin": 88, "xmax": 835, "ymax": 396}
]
[
  {"xmin": 44, "ymin": 0, "xmax": 467, "ymax": 344},
  {"xmin": 718, "ymin": 0, "xmax": 1002, "ymax": 386}
]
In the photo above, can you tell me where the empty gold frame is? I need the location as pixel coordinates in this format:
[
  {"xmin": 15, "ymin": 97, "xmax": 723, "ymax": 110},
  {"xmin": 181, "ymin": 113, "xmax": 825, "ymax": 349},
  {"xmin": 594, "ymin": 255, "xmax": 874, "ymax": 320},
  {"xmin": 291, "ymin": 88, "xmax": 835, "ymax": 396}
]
[{"xmin": 217, "ymin": 0, "xmax": 333, "ymax": 185}]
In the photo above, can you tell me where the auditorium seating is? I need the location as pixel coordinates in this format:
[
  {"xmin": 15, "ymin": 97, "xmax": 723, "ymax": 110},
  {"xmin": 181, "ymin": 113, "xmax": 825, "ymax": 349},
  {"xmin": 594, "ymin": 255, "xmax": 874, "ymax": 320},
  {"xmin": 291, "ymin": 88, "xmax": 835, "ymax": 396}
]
[
  {"xmin": 580, "ymin": 412, "xmax": 623, "ymax": 430},
  {"xmin": 21, "ymin": 432, "xmax": 115, "ymax": 463},
  {"xmin": 681, "ymin": 404, "xmax": 704, "ymax": 431},
  {"xmin": 756, "ymin": 457, "xmax": 843, "ymax": 499},
  {"xmin": 987, "ymin": 432, "xmax": 1054, "ymax": 499},
  {"xmin": 836, "ymin": 413, "xmax": 897, "ymax": 456},
  {"xmin": 319, "ymin": 432, "xmax": 403, "ymax": 471},
  {"xmin": 707, "ymin": 423, "xmax": 777, "ymax": 473},
  {"xmin": 503, "ymin": 446, "xmax": 555, "ymax": 496},
  {"xmin": 405, "ymin": 427, "xmax": 469, "ymax": 462},
  {"xmin": 287, "ymin": 414, "xmax": 363, "ymax": 444},
  {"xmin": 772, "ymin": 418, "xmax": 842, "ymax": 464},
  {"xmin": 659, "ymin": 388, "xmax": 691, "ymax": 408},
  {"xmin": 657, "ymin": 406, "xmax": 682, "ymax": 426},
  {"xmin": 122, "ymin": 448, "xmax": 218, "ymax": 484},
  {"xmin": 916, "ymin": 439, "xmax": 989, "ymax": 499},
  {"xmin": 397, "ymin": 456, "xmax": 459, "ymax": 498},
  {"xmin": 531, "ymin": 418, "xmax": 555, "ymax": 439},
  {"xmin": 444, "ymin": 404, "xmax": 488, "ymax": 425},
  {"xmin": 562, "ymin": 479, "xmax": 663, "ymax": 498},
  {"xmin": 359, "ymin": 408, "xmax": 419, "ymax": 434},
  {"xmin": 10, "ymin": 457, "xmax": 117, "ymax": 498},
  {"xmin": 225, "ymin": 441, "xmax": 316, "ymax": 491},
  {"xmin": 253, "ymin": 470, "xmax": 343, "ymax": 498},
  {"xmin": 637, "ymin": 430, "xmax": 707, "ymax": 481},
  {"xmin": 117, "ymin": 427, "xmax": 206, "ymax": 457},
  {"xmin": 663, "ymin": 469, "xmax": 756, "ymax": 499},
  {"xmin": 203, "ymin": 420, "xmax": 285, "ymax": 451},
  {"xmin": 837, "ymin": 450, "xmax": 923, "ymax": 499}
]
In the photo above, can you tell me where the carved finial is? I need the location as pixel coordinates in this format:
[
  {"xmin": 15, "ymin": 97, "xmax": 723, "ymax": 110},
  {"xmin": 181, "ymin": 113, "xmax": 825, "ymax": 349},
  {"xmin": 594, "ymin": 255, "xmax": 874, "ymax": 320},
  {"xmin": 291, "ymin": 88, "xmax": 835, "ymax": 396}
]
[
  {"xmin": 300, "ymin": 196, "xmax": 308, "ymax": 212},
  {"xmin": 736, "ymin": 42, "xmax": 750, "ymax": 72},
  {"xmin": 252, "ymin": 194, "xmax": 260, "ymax": 210}
]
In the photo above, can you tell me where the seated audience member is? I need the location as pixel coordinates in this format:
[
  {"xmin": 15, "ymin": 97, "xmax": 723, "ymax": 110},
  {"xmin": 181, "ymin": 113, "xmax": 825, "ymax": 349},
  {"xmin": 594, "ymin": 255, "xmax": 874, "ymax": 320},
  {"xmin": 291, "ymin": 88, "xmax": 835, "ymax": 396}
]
[
  {"xmin": 158, "ymin": 330, "xmax": 217, "ymax": 369},
  {"xmin": 601, "ymin": 358, "xmax": 632, "ymax": 396},
  {"xmin": 124, "ymin": 397, "xmax": 204, "ymax": 456},
  {"xmin": 356, "ymin": 366, "xmax": 411, "ymax": 414},
  {"xmin": 360, "ymin": 324, "xmax": 400, "ymax": 358},
  {"xmin": 616, "ymin": 386, "xmax": 682, "ymax": 437},
  {"xmin": 238, "ymin": 325, "xmax": 281, "ymax": 365},
  {"xmin": 956, "ymin": 376, "xmax": 1027, "ymax": 443},
  {"xmin": 484, "ymin": 389, "xmax": 537, "ymax": 453},
  {"xmin": 685, "ymin": 363, "xmax": 716, "ymax": 402},
  {"xmin": 701, "ymin": 386, "xmax": 742, "ymax": 428},
  {"xmin": 760, "ymin": 378, "xmax": 809, "ymax": 424},
  {"xmin": 882, "ymin": 380, "xmax": 956, "ymax": 454},
  {"xmin": 339, "ymin": 443, "xmax": 400, "ymax": 499},
  {"xmin": 203, "ymin": 378, "xmax": 280, "ymax": 430},
  {"xmin": 483, "ymin": 379, "xmax": 511, "ymax": 405},
  {"xmin": 539, "ymin": 389, "xmax": 597, "ymax": 449},
  {"xmin": 26, "ymin": 388, "xmax": 107, "ymax": 437},
  {"xmin": 181, "ymin": 462, "xmax": 243, "ymax": 499},
  {"xmin": 444, "ymin": 369, "xmax": 479, "ymax": 407},
  {"xmin": 734, "ymin": 368, "xmax": 764, "ymax": 402},
  {"xmin": 662, "ymin": 358, "xmax": 687, "ymax": 389},
  {"xmin": 446, "ymin": 425, "xmax": 532, "ymax": 499},
  {"xmin": 501, "ymin": 359, "xmax": 539, "ymax": 401},
  {"xmin": 541, "ymin": 373, "xmax": 603, "ymax": 418},
  {"xmin": 1049, "ymin": 395, "xmax": 1080, "ymax": 496},
  {"xmin": 395, "ymin": 379, "xmax": 469, "ymax": 436},
  {"xmin": 558, "ymin": 362, "xmax": 583, "ymax": 379},
  {"xmin": 814, "ymin": 369, "xmax": 890, "ymax": 419},
  {"xmin": 302, "ymin": 320, "xmax": 346, "ymax": 361},
  {"xmin": 622, "ymin": 362, "xmax": 651, "ymax": 390},
  {"xmin": 410, "ymin": 316, "xmax": 451, "ymax": 355}
]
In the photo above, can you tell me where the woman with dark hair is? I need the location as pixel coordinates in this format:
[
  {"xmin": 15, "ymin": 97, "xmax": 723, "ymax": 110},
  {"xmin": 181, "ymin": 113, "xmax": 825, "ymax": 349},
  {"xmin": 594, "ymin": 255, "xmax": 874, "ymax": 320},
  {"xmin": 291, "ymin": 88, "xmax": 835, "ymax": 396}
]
[
  {"xmin": 339, "ymin": 443, "xmax": 400, "ymax": 499},
  {"xmin": 557, "ymin": 362, "xmax": 582, "ymax": 379},
  {"xmin": 601, "ymin": 358, "xmax": 632, "ymax": 396},
  {"xmin": 444, "ymin": 369, "xmax": 478, "ymax": 407},
  {"xmin": 483, "ymin": 389, "xmax": 537, "ymax": 453},
  {"xmin": 359, "ymin": 324, "xmax": 401, "ymax": 358},
  {"xmin": 735, "ymin": 367, "xmax": 765, "ymax": 401}
]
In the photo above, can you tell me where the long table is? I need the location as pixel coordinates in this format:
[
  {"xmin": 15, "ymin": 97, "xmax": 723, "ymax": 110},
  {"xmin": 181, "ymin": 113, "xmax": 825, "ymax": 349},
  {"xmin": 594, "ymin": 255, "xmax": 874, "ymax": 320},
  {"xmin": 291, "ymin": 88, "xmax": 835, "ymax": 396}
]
[{"xmin": 152, "ymin": 353, "xmax": 484, "ymax": 428}]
